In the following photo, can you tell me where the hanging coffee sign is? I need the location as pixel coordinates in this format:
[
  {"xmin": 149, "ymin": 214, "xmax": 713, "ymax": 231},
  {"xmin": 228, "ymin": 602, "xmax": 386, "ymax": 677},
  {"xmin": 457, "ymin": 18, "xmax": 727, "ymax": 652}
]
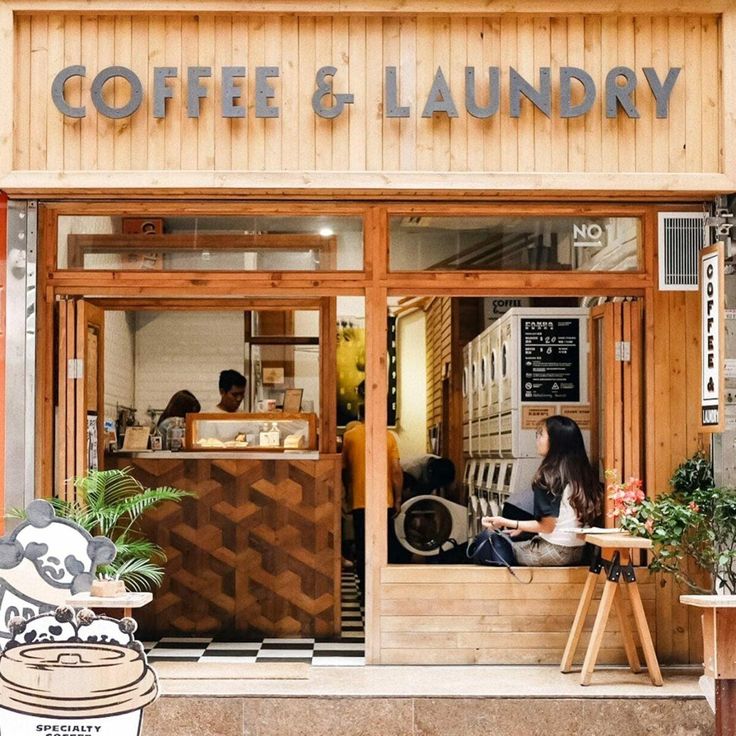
[{"xmin": 700, "ymin": 243, "xmax": 725, "ymax": 432}]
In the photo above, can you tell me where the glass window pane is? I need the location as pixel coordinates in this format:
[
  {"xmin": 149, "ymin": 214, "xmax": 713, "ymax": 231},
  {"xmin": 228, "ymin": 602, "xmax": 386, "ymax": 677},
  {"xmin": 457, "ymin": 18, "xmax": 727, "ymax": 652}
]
[
  {"xmin": 57, "ymin": 214, "xmax": 363, "ymax": 271},
  {"xmin": 389, "ymin": 215, "xmax": 641, "ymax": 272}
]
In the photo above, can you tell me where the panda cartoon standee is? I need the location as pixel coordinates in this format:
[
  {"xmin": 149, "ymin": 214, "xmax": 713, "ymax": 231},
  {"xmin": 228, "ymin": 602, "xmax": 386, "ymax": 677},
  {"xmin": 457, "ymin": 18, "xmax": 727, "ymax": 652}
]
[
  {"xmin": 0, "ymin": 500, "xmax": 116, "ymax": 645},
  {"xmin": 0, "ymin": 607, "xmax": 158, "ymax": 736}
]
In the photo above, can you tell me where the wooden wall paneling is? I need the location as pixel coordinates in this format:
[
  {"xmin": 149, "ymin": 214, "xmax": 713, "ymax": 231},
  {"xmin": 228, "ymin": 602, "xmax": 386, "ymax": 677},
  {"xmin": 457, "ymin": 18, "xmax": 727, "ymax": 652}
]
[
  {"xmin": 364, "ymin": 16, "xmax": 383, "ymax": 171},
  {"xmin": 113, "ymin": 15, "xmax": 133, "ymax": 171},
  {"xmin": 0, "ymin": 7, "xmax": 14, "ymax": 176},
  {"xmin": 381, "ymin": 17, "xmax": 401, "ymax": 171},
  {"xmin": 163, "ymin": 15, "xmax": 183, "ymax": 172},
  {"xmin": 465, "ymin": 17, "xmax": 484, "ymax": 170},
  {"xmin": 668, "ymin": 16, "xmax": 687, "ymax": 173},
  {"xmin": 378, "ymin": 566, "xmax": 657, "ymax": 665},
  {"xmin": 684, "ymin": 16, "xmax": 703, "ymax": 173},
  {"xmin": 61, "ymin": 15, "xmax": 81, "ymax": 171},
  {"xmin": 298, "ymin": 17, "xmax": 316, "ymax": 171},
  {"xmin": 515, "ymin": 16, "xmax": 535, "ymax": 173},
  {"xmin": 414, "ymin": 15, "xmax": 433, "ymax": 172},
  {"xmin": 499, "ymin": 16, "xmax": 518, "ymax": 172},
  {"xmin": 262, "ymin": 16, "xmax": 282, "ymax": 170},
  {"xmin": 650, "ymin": 17, "xmax": 669, "ymax": 174},
  {"xmin": 651, "ymin": 287, "xmax": 674, "ymax": 664},
  {"xmin": 314, "ymin": 16, "xmax": 334, "ymax": 172},
  {"xmin": 46, "ymin": 15, "xmax": 64, "ymax": 172},
  {"xmin": 701, "ymin": 15, "xmax": 721, "ymax": 173},
  {"xmin": 332, "ymin": 16, "xmax": 350, "ymax": 171},
  {"xmin": 599, "ymin": 16, "xmax": 618, "ymax": 173},
  {"xmin": 197, "ymin": 14, "xmax": 216, "ymax": 170},
  {"xmin": 431, "ymin": 17, "xmax": 451, "ymax": 172},
  {"xmin": 722, "ymin": 11, "xmax": 736, "ymax": 180},
  {"xmin": 179, "ymin": 16, "xmax": 198, "ymax": 171},
  {"xmin": 10, "ymin": 12, "xmax": 727, "ymax": 179},
  {"xmin": 616, "ymin": 16, "xmax": 636, "ymax": 172},
  {"xmin": 398, "ymin": 16, "xmax": 417, "ymax": 171},
  {"xmin": 129, "ymin": 15, "xmax": 148, "ymax": 170},
  {"xmin": 247, "ymin": 15, "xmax": 266, "ymax": 171},
  {"xmin": 548, "ymin": 17, "xmax": 568, "ymax": 173},
  {"xmin": 231, "ymin": 15, "xmax": 249, "ymax": 170},
  {"xmin": 348, "ymin": 16, "xmax": 367, "ymax": 172},
  {"xmin": 532, "ymin": 17, "xmax": 551, "ymax": 173},
  {"xmin": 633, "ymin": 17, "xmax": 653, "ymax": 173},
  {"xmin": 449, "ymin": 16, "xmax": 466, "ymax": 172},
  {"xmin": 29, "ymin": 14, "xmax": 48, "ymax": 170},
  {"xmin": 95, "ymin": 16, "xmax": 115, "ymax": 171},
  {"xmin": 566, "ymin": 14, "xmax": 584, "ymax": 173},
  {"xmin": 108, "ymin": 455, "xmax": 342, "ymax": 638},
  {"xmin": 583, "ymin": 16, "xmax": 602, "ymax": 172},
  {"xmin": 146, "ymin": 16, "xmax": 165, "ymax": 171},
  {"xmin": 365, "ymin": 284, "xmax": 388, "ymax": 664}
]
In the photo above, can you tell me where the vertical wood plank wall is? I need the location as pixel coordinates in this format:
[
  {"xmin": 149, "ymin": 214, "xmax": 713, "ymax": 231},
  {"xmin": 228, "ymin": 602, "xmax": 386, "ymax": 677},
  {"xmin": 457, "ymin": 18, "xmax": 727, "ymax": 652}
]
[
  {"xmin": 12, "ymin": 13, "xmax": 722, "ymax": 177},
  {"xmin": 648, "ymin": 287, "xmax": 707, "ymax": 665}
]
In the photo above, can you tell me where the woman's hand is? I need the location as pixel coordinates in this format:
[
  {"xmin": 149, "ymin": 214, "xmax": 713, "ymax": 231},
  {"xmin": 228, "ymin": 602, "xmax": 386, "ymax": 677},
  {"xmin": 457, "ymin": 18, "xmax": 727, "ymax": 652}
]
[{"xmin": 481, "ymin": 515, "xmax": 505, "ymax": 530}]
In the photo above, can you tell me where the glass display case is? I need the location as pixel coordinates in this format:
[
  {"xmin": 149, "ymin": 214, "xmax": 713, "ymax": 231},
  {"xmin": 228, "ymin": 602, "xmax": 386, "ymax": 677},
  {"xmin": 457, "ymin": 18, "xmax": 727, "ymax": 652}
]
[{"xmin": 185, "ymin": 412, "xmax": 317, "ymax": 451}]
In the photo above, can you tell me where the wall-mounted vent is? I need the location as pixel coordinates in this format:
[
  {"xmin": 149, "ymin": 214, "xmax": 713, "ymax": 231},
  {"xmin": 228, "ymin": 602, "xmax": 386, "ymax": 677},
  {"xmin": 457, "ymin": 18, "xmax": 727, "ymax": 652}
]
[{"xmin": 658, "ymin": 212, "xmax": 706, "ymax": 291}]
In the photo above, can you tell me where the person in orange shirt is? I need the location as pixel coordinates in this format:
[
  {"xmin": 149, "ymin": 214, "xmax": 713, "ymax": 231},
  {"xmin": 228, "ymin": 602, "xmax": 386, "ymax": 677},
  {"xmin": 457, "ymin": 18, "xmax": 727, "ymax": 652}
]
[{"xmin": 342, "ymin": 400, "xmax": 403, "ymax": 606}]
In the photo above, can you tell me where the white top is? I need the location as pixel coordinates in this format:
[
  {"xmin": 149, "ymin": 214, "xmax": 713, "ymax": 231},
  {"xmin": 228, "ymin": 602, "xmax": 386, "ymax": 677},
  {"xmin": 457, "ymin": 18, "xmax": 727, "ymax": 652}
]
[{"xmin": 539, "ymin": 484, "xmax": 585, "ymax": 547}]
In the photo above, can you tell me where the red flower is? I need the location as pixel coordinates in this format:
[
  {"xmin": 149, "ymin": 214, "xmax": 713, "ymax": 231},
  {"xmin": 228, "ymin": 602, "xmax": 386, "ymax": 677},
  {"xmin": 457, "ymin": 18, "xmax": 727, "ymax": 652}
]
[{"xmin": 688, "ymin": 501, "xmax": 700, "ymax": 513}]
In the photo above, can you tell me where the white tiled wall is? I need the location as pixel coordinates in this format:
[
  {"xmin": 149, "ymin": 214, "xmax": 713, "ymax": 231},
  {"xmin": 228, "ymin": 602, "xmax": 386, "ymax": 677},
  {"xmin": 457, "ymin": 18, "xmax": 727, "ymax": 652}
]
[
  {"xmin": 133, "ymin": 311, "xmax": 245, "ymax": 422},
  {"xmin": 104, "ymin": 311, "xmax": 135, "ymax": 421}
]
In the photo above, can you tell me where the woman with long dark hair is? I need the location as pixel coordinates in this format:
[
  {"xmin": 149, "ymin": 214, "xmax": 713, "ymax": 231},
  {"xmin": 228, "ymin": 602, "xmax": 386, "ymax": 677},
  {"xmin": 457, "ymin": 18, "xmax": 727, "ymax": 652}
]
[{"xmin": 481, "ymin": 415, "xmax": 602, "ymax": 566}]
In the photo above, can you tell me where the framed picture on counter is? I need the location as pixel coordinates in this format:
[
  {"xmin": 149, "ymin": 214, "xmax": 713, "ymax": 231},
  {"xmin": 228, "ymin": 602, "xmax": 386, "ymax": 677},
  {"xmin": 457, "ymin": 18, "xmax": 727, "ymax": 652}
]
[
  {"xmin": 122, "ymin": 426, "xmax": 151, "ymax": 451},
  {"xmin": 282, "ymin": 388, "xmax": 303, "ymax": 413}
]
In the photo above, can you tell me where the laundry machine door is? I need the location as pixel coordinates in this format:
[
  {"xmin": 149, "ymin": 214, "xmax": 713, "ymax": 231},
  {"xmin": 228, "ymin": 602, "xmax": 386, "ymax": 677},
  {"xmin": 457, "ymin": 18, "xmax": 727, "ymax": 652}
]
[{"xmin": 395, "ymin": 497, "xmax": 455, "ymax": 556}]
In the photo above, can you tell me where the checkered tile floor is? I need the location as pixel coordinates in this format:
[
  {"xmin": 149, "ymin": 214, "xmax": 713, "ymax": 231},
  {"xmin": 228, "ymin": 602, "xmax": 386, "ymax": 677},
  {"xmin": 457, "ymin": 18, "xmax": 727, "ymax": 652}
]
[{"xmin": 143, "ymin": 571, "xmax": 365, "ymax": 666}]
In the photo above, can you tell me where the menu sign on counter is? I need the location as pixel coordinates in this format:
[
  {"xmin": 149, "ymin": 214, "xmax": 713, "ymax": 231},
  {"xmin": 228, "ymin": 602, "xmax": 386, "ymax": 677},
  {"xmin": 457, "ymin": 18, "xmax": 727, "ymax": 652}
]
[{"xmin": 521, "ymin": 318, "xmax": 580, "ymax": 402}]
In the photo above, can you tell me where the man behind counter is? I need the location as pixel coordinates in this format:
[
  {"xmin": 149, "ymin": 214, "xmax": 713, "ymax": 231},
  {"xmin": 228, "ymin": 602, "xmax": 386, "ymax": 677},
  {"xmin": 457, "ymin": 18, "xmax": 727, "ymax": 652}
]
[{"xmin": 214, "ymin": 369, "xmax": 247, "ymax": 413}]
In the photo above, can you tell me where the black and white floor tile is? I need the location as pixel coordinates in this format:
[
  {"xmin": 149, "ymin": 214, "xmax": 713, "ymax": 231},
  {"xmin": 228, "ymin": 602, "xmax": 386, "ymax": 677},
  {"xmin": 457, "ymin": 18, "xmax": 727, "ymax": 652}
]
[{"xmin": 144, "ymin": 570, "xmax": 365, "ymax": 666}]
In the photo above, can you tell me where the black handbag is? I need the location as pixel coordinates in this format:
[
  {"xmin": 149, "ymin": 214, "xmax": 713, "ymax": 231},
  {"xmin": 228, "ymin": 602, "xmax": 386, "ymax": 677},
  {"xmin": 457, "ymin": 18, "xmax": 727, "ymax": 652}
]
[
  {"xmin": 466, "ymin": 529, "xmax": 532, "ymax": 583},
  {"xmin": 466, "ymin": 528, "xmax": 516, "ymax": 566}
]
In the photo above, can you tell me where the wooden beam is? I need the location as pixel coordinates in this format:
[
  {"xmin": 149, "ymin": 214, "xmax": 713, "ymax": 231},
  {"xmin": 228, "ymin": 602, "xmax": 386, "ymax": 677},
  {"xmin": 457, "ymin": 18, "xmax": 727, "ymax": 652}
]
[{"xmin": 2, "ymin": 172, "xmax": 733, "ymax": 199}]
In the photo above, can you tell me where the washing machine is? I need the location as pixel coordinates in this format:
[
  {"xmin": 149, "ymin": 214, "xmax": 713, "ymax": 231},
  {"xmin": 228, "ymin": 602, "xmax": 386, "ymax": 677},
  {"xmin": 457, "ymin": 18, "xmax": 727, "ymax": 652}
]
[{"xmin": 394, "ymin": 495, "xmax": 469, "ymax": 556}]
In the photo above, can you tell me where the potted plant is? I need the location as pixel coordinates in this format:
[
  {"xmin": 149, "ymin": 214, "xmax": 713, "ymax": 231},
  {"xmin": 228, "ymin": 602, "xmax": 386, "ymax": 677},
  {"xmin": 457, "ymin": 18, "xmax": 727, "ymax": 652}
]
[
  {"xmin": 10, "ymin": 467, "xmax": 193, "ymax": 592},
  {"xmin": 608, "ymin": 453, "xmax": 736, "ymax": 594}
]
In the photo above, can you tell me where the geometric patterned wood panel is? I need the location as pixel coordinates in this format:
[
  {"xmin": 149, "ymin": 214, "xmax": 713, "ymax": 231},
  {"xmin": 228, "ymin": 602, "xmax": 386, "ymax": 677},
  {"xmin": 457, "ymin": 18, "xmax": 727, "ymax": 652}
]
[{"xmin": 106, "ymin": 455, "xmax": 341, "ymax": 639}]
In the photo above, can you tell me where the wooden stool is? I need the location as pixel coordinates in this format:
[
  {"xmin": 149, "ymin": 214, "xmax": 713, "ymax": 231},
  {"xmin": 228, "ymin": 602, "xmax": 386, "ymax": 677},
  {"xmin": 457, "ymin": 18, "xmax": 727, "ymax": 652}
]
[{"xmin": 560, "ymin": 533, "xmax": 663, "ymax": 686}]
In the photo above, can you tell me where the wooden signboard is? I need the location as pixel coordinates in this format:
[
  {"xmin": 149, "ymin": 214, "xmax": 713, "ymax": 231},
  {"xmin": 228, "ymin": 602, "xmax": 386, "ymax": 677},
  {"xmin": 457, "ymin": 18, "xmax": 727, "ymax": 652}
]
[{"xmin": 700, "ymin": 243, "xmax": 725, "ymax": 432}]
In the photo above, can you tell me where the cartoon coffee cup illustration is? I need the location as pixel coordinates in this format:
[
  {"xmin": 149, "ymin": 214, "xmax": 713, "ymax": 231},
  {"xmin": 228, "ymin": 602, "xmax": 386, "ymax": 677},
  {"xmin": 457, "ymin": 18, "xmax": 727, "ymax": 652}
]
[{"xmin": 0, "ymin": 607, "xmax": 158, "ymax": 736}]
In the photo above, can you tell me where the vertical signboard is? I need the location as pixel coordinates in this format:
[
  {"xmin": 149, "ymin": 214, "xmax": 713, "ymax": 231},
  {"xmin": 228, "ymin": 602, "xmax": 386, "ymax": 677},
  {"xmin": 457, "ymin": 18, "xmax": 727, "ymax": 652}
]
[{"xmin": 700, "ymin": 243, "xmax": 725, "ymax": 432}]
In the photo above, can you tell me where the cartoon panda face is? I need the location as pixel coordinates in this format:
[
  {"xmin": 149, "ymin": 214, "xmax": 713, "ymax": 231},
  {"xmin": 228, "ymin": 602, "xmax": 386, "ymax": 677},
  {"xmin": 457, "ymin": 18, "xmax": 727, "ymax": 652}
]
[
  {"xmin": 77, "ymin": 616, "xmax": 136, "ymax": 647},
  {"xmin": 5, "ymin": 501, "xmax": 116, "ymax": 591},
  {"xmin": 8, "ymin": 611, "xmax": 77, "ymax": 646}
]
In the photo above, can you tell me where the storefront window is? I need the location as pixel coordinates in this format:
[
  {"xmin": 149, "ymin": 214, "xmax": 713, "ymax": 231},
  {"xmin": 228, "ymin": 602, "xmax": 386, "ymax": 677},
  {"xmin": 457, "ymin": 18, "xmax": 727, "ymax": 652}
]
[
  {"xmin": 389, "ymin": 215, "xmax": 641, "ymax": 272},
  {"xmin": 56, "ymin": 215, "xmax": 363, "ymax": 271}
]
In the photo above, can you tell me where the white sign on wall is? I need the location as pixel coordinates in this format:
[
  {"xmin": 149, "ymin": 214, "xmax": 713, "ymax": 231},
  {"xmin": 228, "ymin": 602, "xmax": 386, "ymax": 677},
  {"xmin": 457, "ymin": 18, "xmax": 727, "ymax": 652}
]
[{"xmin": 700, "ymin": 243, "xmax": 725, "ymax": 432}]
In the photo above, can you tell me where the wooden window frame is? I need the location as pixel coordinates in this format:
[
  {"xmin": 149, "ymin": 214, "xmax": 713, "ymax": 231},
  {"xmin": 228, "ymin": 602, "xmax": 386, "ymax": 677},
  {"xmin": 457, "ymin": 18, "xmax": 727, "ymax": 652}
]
[{"xmin": 38, "ymin": 199, "xmax": 671, "ymax": 664}]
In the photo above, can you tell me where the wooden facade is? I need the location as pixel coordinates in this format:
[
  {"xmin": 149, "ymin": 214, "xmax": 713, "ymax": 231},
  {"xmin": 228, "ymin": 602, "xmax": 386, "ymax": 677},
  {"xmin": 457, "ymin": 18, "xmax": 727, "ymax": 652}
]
[{"xmin": 0, "ymin": 0, "xmax": 734, "ymax": 666}]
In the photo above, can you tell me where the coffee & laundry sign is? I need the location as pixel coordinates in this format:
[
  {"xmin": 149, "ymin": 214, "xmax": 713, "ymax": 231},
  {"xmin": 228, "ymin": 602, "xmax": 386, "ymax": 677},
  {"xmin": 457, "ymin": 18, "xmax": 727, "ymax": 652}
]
[{"xmin": 51, "ymin": 64, "xmax": 681, "ymax": 121}]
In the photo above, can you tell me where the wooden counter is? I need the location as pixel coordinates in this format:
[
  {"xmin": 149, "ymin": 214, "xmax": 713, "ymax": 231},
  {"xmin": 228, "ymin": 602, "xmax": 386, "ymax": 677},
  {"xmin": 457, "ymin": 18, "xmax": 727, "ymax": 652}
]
[{"xmin": 105, "ymin": 453, "xmax": 342, "ymax": 639}]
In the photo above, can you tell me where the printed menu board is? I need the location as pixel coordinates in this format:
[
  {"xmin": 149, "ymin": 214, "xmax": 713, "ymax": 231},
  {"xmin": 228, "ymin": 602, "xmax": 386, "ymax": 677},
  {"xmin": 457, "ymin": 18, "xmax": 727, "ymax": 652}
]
[{"xmin": 520, "ymin": 318, "xmax": 580, "ymax": 402}]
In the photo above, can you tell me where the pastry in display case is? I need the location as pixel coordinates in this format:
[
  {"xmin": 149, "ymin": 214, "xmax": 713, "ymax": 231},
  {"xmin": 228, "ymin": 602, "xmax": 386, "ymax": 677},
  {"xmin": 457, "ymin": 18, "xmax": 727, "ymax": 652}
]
[{"xmin": 185, "ymin": 412, "xmax": 317, "ymax": 451}]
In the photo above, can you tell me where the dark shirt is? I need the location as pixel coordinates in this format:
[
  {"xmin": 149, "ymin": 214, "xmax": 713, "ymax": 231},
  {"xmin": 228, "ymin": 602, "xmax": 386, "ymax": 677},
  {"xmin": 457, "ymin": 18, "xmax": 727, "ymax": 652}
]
[{"xmin": 533, "ymin": 485, "xmax": 563, "ymax": 520}]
